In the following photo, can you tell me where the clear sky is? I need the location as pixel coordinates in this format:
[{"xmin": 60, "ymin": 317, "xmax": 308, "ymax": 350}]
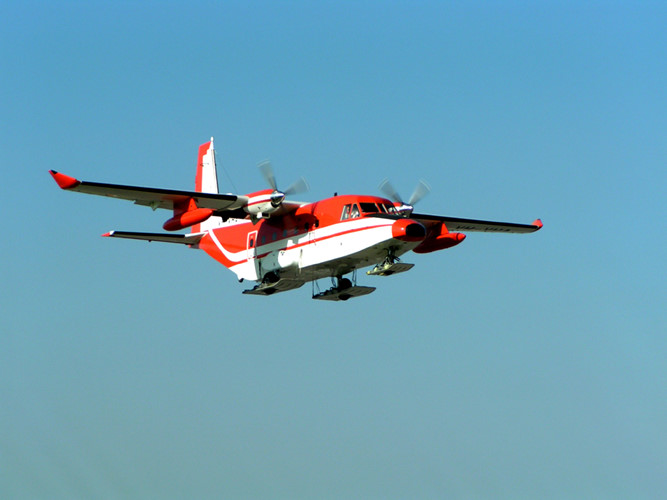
[{"xmin": 2, "ymin": 1, "xmax": 666, "ymax": 498}]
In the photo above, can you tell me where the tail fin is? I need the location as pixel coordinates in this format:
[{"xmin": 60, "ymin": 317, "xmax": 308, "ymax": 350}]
[
  {"xmin": 193, "ymin": 138, "xmax": 220, "ymax": 232},
  {"xmin": 195, "ymin": 138, "xmax": 219, "ymax": 194}
]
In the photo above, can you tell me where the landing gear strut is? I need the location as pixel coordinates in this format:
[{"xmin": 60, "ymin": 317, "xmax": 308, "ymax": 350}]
[{"xmin": 367, "ymin": 250, "xmax": 414, "ymax": 277}]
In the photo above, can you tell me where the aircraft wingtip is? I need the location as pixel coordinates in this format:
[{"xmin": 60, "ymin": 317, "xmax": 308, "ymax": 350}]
[
  {"xmin": 50, "ymin": 170, "xmax": 81, "ymax": 190},
  {"xmin": 532, "ymin": 219, "xmax": 543, "ymax": 229}
]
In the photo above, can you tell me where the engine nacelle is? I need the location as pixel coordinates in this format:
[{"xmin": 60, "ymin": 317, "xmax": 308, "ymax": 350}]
[
  {"xmin": 413, "ymin": 223, "xmax": 465, "ymax": 253},
  {"xmin": 163, "ymin": 208, "xmax": 214, "ymax": 231},
  {"xmin": 244, "ymin": 190, "xmax": 283, "ymax": 218}
]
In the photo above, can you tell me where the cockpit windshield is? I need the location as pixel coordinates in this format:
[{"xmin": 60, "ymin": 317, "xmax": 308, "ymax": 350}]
[
  {"xmin": 359, "ymin": 202, "xmax": 379, "ymax": 214},
  {"xmin": 341, "ymin": 201, "xmax": 396, "ymax": 220}
]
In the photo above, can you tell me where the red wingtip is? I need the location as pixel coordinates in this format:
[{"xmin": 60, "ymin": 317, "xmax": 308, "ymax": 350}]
[
  {"xmin": 49, "ymin": 170, "xmax": 81, "ymax": 189},
  {"xmin": 532, "ymin": 219, "xmax": 543, "ymax": 229},
  {"xmin": 101, "ymin": 232, "xmax": 112, "ymax": 237}
]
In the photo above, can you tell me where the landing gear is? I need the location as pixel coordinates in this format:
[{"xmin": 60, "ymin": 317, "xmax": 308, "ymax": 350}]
[
  {"xmin": 242, "ymin": 271, "xmax": 304, "ymax": 296},
  {"xmin": 367, "ymin": 251, "xmax": 414, "ymax": 277},
  {"xmin": 337, "ymin": 277, "xmax": 352, "ymax": 291},
  {"xmin": 312, "ymin": 273, "xmax": 375, "ymax": 301}
]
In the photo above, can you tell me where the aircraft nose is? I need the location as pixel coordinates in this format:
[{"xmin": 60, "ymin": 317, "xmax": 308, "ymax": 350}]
[{"xmin": 392, "ymin": 219, "xmax": 426, "ymax": 241}]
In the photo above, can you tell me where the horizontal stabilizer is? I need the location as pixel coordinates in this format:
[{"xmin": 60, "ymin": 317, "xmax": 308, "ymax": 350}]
[{"xmin": 103, "ymin": 231, "xmax": 204, "ymax": 245}]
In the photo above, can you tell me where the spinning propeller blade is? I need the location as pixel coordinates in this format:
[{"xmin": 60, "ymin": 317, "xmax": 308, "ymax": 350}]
[
  {"xmin": 258, "ymin": 161, "xmax": 278, "ymax": 191},
  {"xmin": 379, "ymin": 179, "xmax": 403, "ymax": 205},
  {"xmin": 379, "ymin": 178, "xmax": 431, "ymax": 212},
  {"xmin": 257, "ymin": 160, "xmax": 309, "ymax": 206},
  {"xmin": 284, "ymin": 177, "xmax": 309, "ymax": 196},
  {"xmin": 408, "ymin": 179, "xmax": 431, "ymax": 206}
]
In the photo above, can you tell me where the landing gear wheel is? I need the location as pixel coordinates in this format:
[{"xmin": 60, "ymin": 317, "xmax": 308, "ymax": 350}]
[
  {"xmin": 263, "ymin": 271, "xmax": 280, "ymax": 284},
  {"xmin": 337, "ymin": 278, "xmax": 352, "ymax": 290}
]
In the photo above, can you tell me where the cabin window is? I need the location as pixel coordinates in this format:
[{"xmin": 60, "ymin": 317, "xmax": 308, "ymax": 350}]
[
  {"xmin": 283, "ymin": 229, "xmax": 287, "ymax": 238},
  {"xmin": 272, "ymin": 232, "xmax": 277, "ymax": 241},
  {"xmin": 341, "ymin": 205, "xmax": 351, "ymax": 220},
  {"xmin": 261, "ymin": 235, "xmax": 266, "ymax": 244},
  {"xmin": 360, "ymin": 202, "xmax": 378, "ymax": 214},
  {"xmin": 350, "ymin": 204, "xmax": 360, "ymax": 218},
  {"xmin": 384, "ymin": 203, "xmax": 397, "ymax": 214}
]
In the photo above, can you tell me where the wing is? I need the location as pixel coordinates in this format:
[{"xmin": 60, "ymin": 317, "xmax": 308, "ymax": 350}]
[
  {"xmin": 411, "ymin": 213, "xmax": 543, "ymax": 233},
  {"xmin": 102, "ymin": 231, "xmax": 205, "ymax": 244},
  {"xmin": 49, "ymin": 170, "xmax": 248, "ymax": 212}
]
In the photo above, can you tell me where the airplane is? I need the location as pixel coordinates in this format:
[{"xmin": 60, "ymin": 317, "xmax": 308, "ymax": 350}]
[{"xmin": 49, "ymin": 138, "xmax": 542, "ymax": 301}]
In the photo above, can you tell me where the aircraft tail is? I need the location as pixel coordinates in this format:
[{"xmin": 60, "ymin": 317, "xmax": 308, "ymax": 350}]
[{"xmin": 193, "ymin": 138, "xmax": 219, "ymax": 232}]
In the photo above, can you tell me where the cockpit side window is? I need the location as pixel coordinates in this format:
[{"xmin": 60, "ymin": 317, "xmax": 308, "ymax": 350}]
[{"xmin": 341, "ymin": 203, "xmax": 361, "ymax": 220}]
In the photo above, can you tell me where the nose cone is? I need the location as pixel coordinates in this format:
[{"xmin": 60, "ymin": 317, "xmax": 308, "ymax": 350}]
[{"xmin": 392, "ymin": 219, "xmax": 426, "ymax": 242}]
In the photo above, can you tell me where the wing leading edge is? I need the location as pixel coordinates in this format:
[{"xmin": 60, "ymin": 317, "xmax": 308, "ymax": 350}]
[{"xmin": 49, "ymin": 170, "xmax": 248, "ymax": 212}]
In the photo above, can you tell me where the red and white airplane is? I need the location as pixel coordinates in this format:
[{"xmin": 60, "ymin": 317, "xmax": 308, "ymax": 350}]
[{"xmin": 50, "ymin": 138, "xmax": 542, "ymax": 300}]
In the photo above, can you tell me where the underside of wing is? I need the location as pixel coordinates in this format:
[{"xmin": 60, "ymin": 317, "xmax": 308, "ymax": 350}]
[
  {"xmin": 411, "ymin": 213, "xmax": 543, "ymax": 233},
  {"xmin": 49, "ymin": 171, "xmax": 248, "ymax": 212},
  {"xmin": 103, "ymin": 231, "xmax": 205, "ymax": 245}
]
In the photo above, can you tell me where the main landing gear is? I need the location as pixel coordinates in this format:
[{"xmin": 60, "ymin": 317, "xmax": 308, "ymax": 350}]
[
  {"xmin": 312, "ymin": 274, "xmax": 376, "ymax": 301},
  {"xmin": 243, "ymin": 271, "xmax": 304, "ymax": 296}
]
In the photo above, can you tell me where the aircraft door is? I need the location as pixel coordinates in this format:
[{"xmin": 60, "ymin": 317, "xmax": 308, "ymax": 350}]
[{"xmin": 247, "ymin": 231, "xmax": 257, "ymax": 261}]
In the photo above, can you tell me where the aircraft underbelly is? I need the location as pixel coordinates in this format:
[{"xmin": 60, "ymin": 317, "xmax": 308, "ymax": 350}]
[
  {"xmin": 292, "ymin": 225, "xmax": 418, "ymax": 280},
  {"xmin": 222, "ymin": 220, "xmax": 419, "ymax": 283}
]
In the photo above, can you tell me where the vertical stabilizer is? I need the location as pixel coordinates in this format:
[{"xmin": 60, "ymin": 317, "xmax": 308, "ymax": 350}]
[
  {"xmin": 195, "ymin": 138, "xmax": 219, "ymax": 194},
  {"xmin": 193, "ymin": 138, "xmax": 220, "ymax": 232}
]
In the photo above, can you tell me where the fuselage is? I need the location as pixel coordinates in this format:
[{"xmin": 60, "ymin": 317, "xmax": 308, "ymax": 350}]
[{"xmin": 197, "ymin": 194, "xmax": 426, "ymax": 284}]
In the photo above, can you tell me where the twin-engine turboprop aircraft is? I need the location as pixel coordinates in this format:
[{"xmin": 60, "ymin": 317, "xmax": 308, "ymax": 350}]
[{"xmin": 50, "ymin": 138, "xmax": 542, "ymax": 300}]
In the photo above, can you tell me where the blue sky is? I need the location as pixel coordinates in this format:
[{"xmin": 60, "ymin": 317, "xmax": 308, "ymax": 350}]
[{"xmin": 2, "ymin": 1, "xmax": 666, "ymax": 498}]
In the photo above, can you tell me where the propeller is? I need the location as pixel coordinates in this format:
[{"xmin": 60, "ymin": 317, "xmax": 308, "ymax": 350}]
[
  {"xmin": 258, "ymin": 160, "xmax": 309, "ymax": 207},
  {"xmin": 379, "ymin": 178, "xmax": 431, "ymax": 213}
]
